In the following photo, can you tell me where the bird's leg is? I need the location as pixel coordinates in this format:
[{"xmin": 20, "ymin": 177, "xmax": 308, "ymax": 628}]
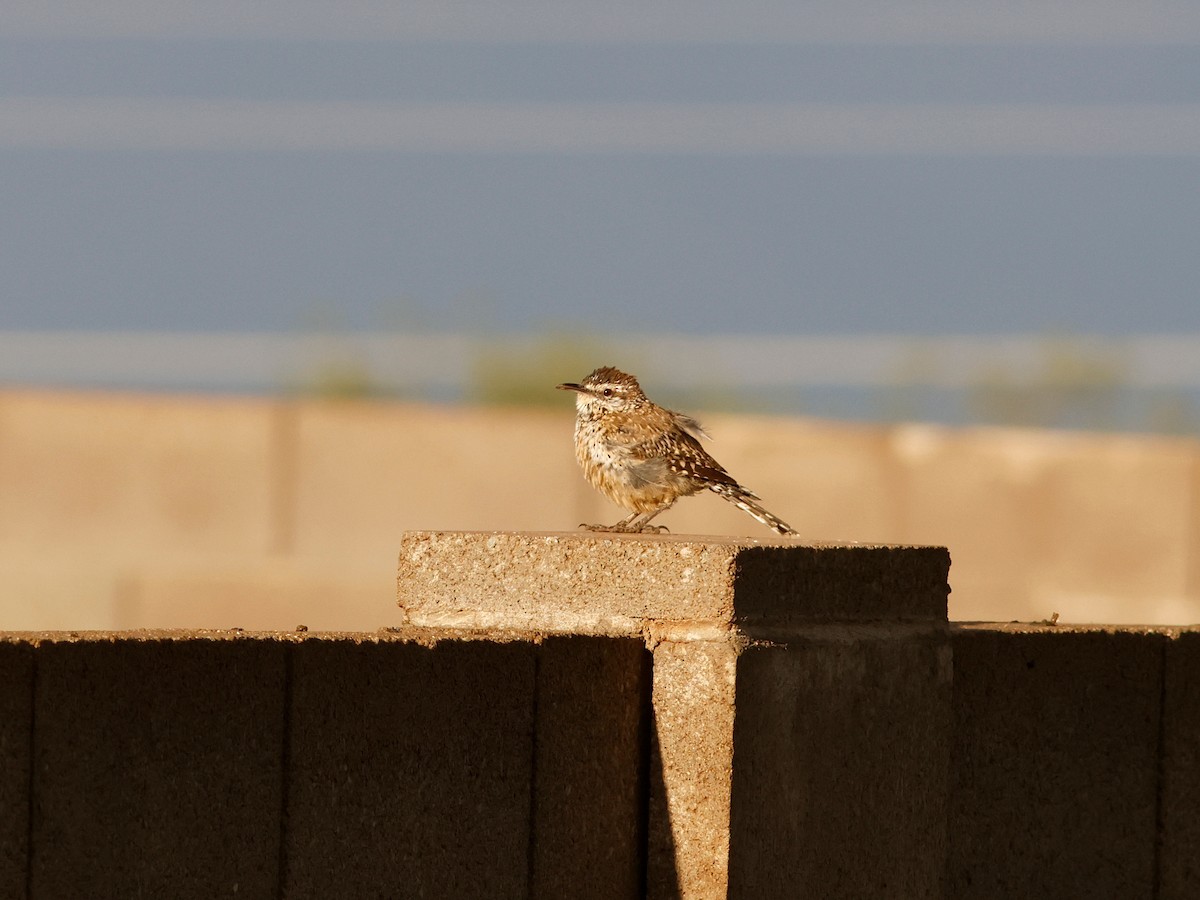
[{"xmin": 629, "ymin": 501, "xmax": 674, "ymax": 533}]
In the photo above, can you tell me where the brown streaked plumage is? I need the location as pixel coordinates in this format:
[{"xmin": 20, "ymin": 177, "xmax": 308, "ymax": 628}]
[{"xmin": 556, "ymin": 366, "xmax": 797, "ymax": 535}]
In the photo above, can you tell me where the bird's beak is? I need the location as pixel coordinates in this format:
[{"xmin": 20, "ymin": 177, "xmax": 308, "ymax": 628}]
[{"xmin": 556, "ymin": 382, "xmax": 584, "ymax": 393}]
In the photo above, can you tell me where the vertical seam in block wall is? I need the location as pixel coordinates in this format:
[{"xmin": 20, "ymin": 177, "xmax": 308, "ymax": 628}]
[
  {"xmin": 1151, "ymin": 636, "xmax": 1169, "ymax": 900},
  {"xmin": 23, "ymin": 645, "xmax": 38, "ymax": 900},
  {"xmin": 525, "ymin": 649, "xmax": 542, "ymax": 900},
  {"xmin": 275, "ymin": 643, "xmax": 295, "ymax": 900}
]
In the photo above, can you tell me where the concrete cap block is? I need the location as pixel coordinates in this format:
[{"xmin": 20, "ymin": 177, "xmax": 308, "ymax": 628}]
[{"xmin": 397, "ymin": 530, "xmax": 950, "ymax": 635}]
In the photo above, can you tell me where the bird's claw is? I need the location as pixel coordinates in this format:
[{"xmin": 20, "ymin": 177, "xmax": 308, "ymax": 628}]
[{"xmin": 579, "ymin": 523, "xmax": 669, "ymax": 534}]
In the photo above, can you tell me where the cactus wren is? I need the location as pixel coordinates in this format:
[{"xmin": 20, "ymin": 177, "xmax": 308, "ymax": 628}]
[{"xmin": 556, "ymin": 366, "xmax": 797, "ymax": 536}]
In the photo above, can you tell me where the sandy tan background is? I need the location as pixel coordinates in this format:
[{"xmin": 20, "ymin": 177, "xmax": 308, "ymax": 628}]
[{"xmin": 1, "ymin": 388, "xmax": 1195, "ymax": 629}]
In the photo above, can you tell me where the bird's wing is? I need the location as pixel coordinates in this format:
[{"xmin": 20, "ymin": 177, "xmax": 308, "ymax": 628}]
[
  {"xmin": 664, "ymin": 429, "xmax": 746, "ymax": 491},
  {"xmin": 672, "ymin": 412, "xmax": 711, "ymax": 442},
  {"xmin": 628, "ymin": 456, "xmax": 672, "ymax": 490}
]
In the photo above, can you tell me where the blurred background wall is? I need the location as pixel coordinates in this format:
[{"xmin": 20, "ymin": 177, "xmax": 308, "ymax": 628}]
[{"xmin": 1, "ymin": 386, "xmax": 1194, "ymax": 630}]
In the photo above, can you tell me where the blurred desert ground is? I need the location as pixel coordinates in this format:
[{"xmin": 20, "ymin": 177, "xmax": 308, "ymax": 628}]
[{"xmin": 1, "ymin": 387, "xmax": 1196, "ymax": 630}]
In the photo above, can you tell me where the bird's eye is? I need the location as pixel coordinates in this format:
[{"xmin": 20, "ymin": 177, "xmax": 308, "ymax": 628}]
[{"xmin": 602, "ymin": 388, "xmax": 613, "ymax": 397}]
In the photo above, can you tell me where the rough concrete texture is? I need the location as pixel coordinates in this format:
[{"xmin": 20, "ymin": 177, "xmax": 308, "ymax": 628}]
[
  {"xmin": 728, "ymin": 630, "xmax": 952, "ymax": 898},
  {"xmin": 1161, "ymin": 628, "xmax": 1200, "ymax": 900},
  {"xmin": 646, "ymin": 626, "xmax": 952, "ymax": 899},
  {"xmin": 28, "ymin": 632, "xmax": 288, "ymax": 900},
  {"xmin": 730, "ymin": 541, "xmax": 951, "ymax": 624},
  {"xmin": 647, "ymin": 640, "xmax": 738, "ymax": 900},
  {"xmin": 1, "ymin": 628, "xmax": 651, "ymax": 898},
  {"xmin": 530, "ymin": 636, "xmax": 650, "ymax": 899},
  {"xmin": 285, "ymin": 632, "xmax": 647, "ymax": 899},
  {"xmin": 399, "ymin": 530, "xmax": 954, "ymax": 898},
  {"xmin": 1, "ymin": 618, "xmax": 1194, "ymax": 897},
  {"xmin": 284, "ymin": 635, "xmax": 538, "ymax": 898},
  {"xmin": 397, "ymin": 531, "xmax": 950, "ymax": 634},
  {"xmin": 948, "ymin": 625, "xmax": 1166, "ymax": 899},
  {"xmin": 0, "ymin": 640, "xmax": 32, "ymax": 899}
]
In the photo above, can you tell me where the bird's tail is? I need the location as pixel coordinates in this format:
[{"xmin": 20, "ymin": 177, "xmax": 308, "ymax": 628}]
[{"xmin": 709, "ymin": 484, "xmax": 798, "ymax": 536}]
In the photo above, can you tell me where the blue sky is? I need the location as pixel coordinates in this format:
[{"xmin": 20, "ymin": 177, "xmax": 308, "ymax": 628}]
[{"xmin": 1, "ymin": 2, "xmax": 1198, "ymax": 339}]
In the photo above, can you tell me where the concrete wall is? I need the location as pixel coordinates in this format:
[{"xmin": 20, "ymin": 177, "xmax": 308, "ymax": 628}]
[
  {"xmin": 1, "ymin": 629, "xmax": 648, "ymax": 900},
  {"xmin": 1, "ymin": 388, "xmax": 1198, "ymax": 630},
  {"xmin": 949, "ymin": 625, "xmax": 1175, "ymax": 898},
  {"xmin": 0, "ymin": 531, "xmax": 1195, "ymax": 898}
]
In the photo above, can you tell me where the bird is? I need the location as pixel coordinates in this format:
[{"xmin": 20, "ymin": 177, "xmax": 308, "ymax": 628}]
[{"xmin": 556, "ymin": 366, "xmax": 797, "ymax": 536}]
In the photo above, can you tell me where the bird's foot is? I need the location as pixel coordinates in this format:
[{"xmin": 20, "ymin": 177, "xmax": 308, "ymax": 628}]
[{"xmin": 580, "ymin": 522, "xmax": 667, "ymax": 534}]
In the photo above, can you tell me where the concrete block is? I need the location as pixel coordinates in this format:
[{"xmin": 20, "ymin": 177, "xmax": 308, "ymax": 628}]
[
  {"xmin": 531, "ymin": 636, "xmax": 650, "ymax": 900},
  {"xmin": 400, "ymin": 531, "xmax": 952, "ymax": 897},
  {"xmin": 397, "ymin": 531, "xmax": 950, "ymax": 634},
  {"xmin": 948, "ymin": 625, "xmax": 1165, "ymax": 898},
  {"xmin": 727, "ymin": 630, "xmax": 951, "ymax": 898},
  {"xmin": 283, "ymin": 633, "xmax": 537, "ymax": 899},
  {"xmin": 0, "ymin": 639, "xmax": 33, "ymax": 899},
  {"xmin": 646, "ymin": 628, "xmax": 951, "ymax": 900},
  {"xmin": 1161, "ymin": 628, "xmax": 1200, "ymax": 900},
  {"xmin": 647, "ymin": 640, "xmax": 738, "ymax": 899},
  {"xmin": 28, "ymin": 633, "xmax": 287, "ymax": 900}
]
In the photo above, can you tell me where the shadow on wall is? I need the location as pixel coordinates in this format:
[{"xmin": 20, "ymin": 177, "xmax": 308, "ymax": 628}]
[{"xmin": 0, "ymin": 632, "xmax": 660, "ymax": 899}]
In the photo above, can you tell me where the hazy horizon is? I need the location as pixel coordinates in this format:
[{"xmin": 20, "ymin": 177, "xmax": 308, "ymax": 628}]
[{"xmin": 2, "ymin": 4, "xmax": 1197, "ymax": 344}]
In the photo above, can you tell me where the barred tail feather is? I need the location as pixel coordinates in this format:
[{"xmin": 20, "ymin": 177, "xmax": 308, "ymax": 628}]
[{"xmin": 709, "ymin": 484, "xmax": 798, "ymax": 536}]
